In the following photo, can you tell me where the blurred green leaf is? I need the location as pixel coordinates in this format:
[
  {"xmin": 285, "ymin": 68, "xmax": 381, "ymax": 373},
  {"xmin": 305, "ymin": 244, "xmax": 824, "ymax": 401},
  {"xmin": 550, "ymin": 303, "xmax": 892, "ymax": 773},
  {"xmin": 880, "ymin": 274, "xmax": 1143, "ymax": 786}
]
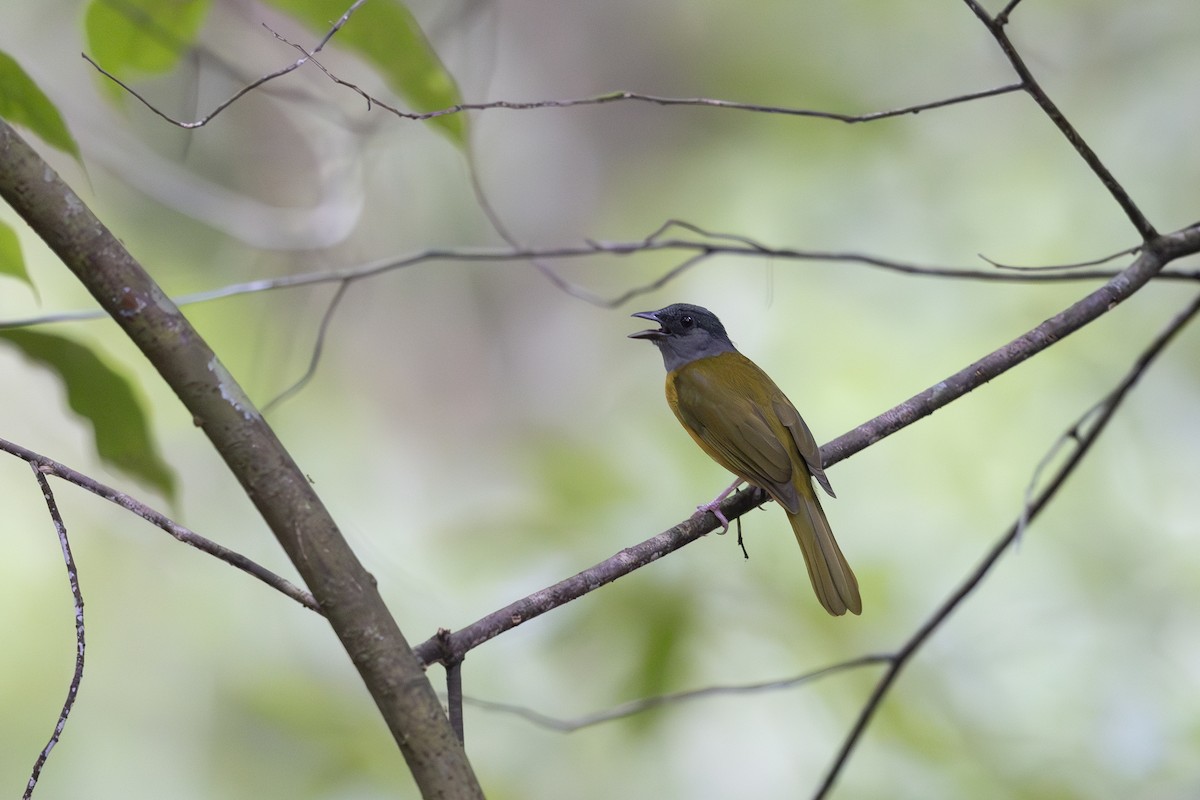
[
  {"xmin": 0, "ymin": 221, "xmax": 34, "ymax": 291},
  {"xmin": 212, "ymin": 672, "xmax": 412, "ymax": 797},
  {"xmin": 84, "ymin": 0, "xmax": 212, "ymax": 99},
  {"xmin": 626, "ymin": 593, "xmax": 691, "ymax": 702},
  {"xmin": 264, "ymin": 0, "xmax": 467, "ymax": 147},
  {"xmin": 557, "ymin": 579, "xmax": 697, "ymax": 735},
  {"xmin": 531, "ymin": 435, "xmax": 633, "ymax": 523},
  {"xmin": 0, "ymin": 329, "xmax": 176, "ymax": 500},
  {"xmin": 0, "ymin": 50, "xmax": 80, "ymax": 159}
]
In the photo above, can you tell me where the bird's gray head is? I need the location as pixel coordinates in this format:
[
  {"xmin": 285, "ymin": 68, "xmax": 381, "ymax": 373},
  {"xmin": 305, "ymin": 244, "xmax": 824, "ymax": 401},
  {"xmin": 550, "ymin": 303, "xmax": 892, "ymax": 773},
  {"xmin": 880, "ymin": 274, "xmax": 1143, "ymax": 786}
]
[{"xmin": 628, "ymin": 303, "xmax": 737, "ymax": 372}]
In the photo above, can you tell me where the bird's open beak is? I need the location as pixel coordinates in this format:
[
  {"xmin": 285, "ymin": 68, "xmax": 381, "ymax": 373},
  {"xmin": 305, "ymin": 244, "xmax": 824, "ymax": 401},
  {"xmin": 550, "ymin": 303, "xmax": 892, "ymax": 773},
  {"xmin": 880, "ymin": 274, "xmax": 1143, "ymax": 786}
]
[{"xmin": 628, "ymin": 310, "xmax": 666, "ymax": 340}]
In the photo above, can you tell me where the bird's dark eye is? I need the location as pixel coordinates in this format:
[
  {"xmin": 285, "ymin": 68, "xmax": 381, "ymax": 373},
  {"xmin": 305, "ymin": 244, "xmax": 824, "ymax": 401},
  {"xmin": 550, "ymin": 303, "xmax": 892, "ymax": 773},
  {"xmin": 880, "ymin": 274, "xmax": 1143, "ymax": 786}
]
[{"xmin": 680, "ymin": 315, "xmax": 694, "ymax": 328}]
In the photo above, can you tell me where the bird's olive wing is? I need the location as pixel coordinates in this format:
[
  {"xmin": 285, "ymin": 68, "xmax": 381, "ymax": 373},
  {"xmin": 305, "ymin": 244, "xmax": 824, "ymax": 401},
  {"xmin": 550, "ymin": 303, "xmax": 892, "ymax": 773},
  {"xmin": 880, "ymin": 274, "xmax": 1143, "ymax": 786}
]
[
  {"xmin": 671, "ymin": 364, "xmax": 801, "ymax": 510},
  {"xmin": 773, "ymin": 396, "xmax": 835, "ymax": 498}
]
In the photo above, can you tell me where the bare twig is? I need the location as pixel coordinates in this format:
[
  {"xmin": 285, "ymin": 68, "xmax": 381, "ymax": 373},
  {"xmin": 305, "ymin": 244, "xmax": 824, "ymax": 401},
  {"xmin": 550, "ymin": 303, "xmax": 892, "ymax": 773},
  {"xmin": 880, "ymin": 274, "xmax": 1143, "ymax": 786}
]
[
  {"xmin": 6, "ymin": 227, "xmax": 1194, "ymax": 331},
  {"xmin": 0, "ymin": 438, "xmax": 320, "ymax": 612},
  {"xmin": 92, "ymin": 16, "xmax": 1024, "ymax": 132},
  {"xmin": 23, "ymin": 468, "xmax": 86, "ymax": 800},
  {"xmin": 263, "ymin": 279, "xmax": 353, "ymax": 414},
  {"xmin": 302, "ymin": 53, "xmax": 1024, "ymax": 126},
  {"xmin": 813, "ymin": 290, "xmax": 1200, "ymax": 798},
  {"xmin": 462, "ymin": 147, "xmax": 617, "ymax": 307},
  {"xmin": 1016, "ymin": 406, "xmax": 1096, "ymax": 542},
  {"xmin": 462, "ymin": 655, "xmax": 891, "ymax": 733},
  {"xmin": 410, "ymin": 83, "xmax": 1025, "ymax": 125},
  {"xmin": 981, "ymin": 244, "xmax": 1141, "ymax": 271},
  {"xmin": 81, "ymin": 0, "xmax": 369, "ymax": 129}
]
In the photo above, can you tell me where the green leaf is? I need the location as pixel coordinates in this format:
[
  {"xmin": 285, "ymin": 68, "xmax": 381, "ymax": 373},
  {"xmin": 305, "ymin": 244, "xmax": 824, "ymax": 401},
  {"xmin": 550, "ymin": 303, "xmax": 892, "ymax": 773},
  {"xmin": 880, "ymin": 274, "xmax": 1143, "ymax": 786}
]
[
  {"xmin": 0, "ymin": 221, "xmax": 35, "ymax": 291},
  {"xmin": 0, "ymin": 50, "xmax": 80, "ymax": 159},
  {"xmin": 0, "ymin": 329, "xmax": 176, "ymax": 500},
  {"xmin": 264, "ymin": 0, "xmax": 466, "ymax": 147},
  {"xmin": 83, "ymin": 0, "xmax": 212, "ymax": 98}
]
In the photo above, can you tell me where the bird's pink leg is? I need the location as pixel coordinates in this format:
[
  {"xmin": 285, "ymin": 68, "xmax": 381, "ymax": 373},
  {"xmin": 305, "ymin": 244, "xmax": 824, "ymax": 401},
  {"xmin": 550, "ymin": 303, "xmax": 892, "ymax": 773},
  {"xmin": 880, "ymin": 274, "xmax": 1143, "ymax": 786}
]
[{"xmin": 694, "ymin": 478, "xmax": 744, "ymax": 533}]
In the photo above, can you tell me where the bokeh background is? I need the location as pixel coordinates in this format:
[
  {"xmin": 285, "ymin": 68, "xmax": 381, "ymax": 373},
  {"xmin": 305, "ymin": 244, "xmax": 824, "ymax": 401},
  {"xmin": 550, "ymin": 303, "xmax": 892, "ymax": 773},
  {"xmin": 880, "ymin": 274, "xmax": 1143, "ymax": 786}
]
[{"xmin": 2, "ymin": 1, "xmax": 1199, "ymax": 798}]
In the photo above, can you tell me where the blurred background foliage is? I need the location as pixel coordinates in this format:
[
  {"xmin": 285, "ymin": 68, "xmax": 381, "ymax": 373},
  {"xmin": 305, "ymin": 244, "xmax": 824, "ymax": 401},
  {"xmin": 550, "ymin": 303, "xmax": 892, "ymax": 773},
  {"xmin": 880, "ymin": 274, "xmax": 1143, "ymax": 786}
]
[{"xmin": 2, "ymin": 0, "xmax": 1199, "ymax": 798}]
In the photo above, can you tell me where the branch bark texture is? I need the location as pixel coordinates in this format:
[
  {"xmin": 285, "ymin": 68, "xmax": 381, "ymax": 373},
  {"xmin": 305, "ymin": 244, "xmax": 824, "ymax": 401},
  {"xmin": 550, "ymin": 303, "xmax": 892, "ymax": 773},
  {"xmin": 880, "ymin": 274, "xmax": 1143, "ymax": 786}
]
[{"xmin": 0, "ymin": 119, "xmax": 481, "ymax": 800}]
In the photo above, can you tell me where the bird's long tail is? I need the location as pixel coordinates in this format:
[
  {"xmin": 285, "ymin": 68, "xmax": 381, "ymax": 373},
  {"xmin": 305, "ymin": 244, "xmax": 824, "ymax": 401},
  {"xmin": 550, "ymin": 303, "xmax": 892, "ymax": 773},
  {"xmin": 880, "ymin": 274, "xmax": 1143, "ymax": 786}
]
[{"xmin": 787, "ymin": 486, "xmax": 861, "ymax": 616}]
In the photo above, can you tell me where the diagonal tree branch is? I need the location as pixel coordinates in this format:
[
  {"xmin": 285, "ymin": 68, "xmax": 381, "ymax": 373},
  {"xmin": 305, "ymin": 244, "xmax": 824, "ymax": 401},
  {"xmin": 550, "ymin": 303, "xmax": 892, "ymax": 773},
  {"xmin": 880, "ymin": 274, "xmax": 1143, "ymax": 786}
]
[
  {"xmin": 0, "ymin": 118, "xmax": 482, "ymax": 800},
  {"xmin": 413, "ymin": 221, "xmax": 1200, "ymax": 668}
]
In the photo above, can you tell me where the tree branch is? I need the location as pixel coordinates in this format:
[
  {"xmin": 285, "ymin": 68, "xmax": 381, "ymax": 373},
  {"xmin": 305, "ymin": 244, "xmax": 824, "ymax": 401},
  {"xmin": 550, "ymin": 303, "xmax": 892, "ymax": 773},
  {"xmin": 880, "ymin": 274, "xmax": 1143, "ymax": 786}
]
[
  {"xmin": 413, "ymin": 221, "xmax": 1200, "ymax": 668},
  {"xmin": 0, "ymin": 438, "xmax": 320, "ymax": 612},
  {"xmin": 0, "ymin": 119, "xmax": 482, "ymax": 800}
]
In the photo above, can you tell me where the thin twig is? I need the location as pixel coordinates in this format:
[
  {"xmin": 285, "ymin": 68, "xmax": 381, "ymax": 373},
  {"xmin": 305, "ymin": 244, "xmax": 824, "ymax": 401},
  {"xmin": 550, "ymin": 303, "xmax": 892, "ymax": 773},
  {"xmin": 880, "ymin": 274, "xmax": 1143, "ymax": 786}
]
[
  {"xmin": 812, "ymin": 290, "xmax": 1200, "ymax": 799},
  {"xmin": 463, "ymin": 148, "xmax": 614, "ymax": 306},
  {"xmin": 263, "ymin": 279, "xmax": 353, "ymax": 414},
  {"xmin": 1016, "ymin": 407, "xmax": 1095, "ymax": 542},
  {"xmin": 414, "ymin": 84, "xmax": 1026, "ymax": 124},
  {"xmin": 0, "ymin": 438, "xmax": 320, "ymax": 612},
  {"xmin": 23, "ymin": 468, "xmax": 86, "ymax": 800},
  {"xmin": 462, "ymin": 655, "xmax": 891, "ymax": 732},
  {"xmin": 81, "ymin": 0, "xmax": 369, "ymax": 128},
  {"xmin": 6, "ymin": 229, "xmax": 1194, "ymax": 331},
  {"xmin": 981, "ymin": 244, "xmax": 1141, "ymax": 271},
  {"xmin": 93, "ymin": 17, "xmax": 1024, "ymax": 132},
  {"xmin": 280, "ymin": 26, "xmax": 1022, "ymax": 126}
]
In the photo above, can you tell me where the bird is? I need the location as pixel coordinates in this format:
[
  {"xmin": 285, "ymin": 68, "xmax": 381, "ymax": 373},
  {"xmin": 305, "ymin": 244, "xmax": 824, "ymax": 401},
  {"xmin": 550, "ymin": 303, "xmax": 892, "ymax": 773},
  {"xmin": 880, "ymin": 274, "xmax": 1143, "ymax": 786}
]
[{"xmin": 629, "ymin": 303, "xmax": 861, "ymax": 616}]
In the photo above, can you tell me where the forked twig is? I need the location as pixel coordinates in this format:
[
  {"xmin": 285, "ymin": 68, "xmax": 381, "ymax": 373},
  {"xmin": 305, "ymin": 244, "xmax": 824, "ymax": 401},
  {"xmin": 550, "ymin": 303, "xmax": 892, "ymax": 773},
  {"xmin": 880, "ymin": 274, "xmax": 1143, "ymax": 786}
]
[
  {"xmin": 80, "ymin": 0, "xmax": 369, "ymax": 129},
  {"xmin": 0, "ymin": 438, "xmax": 319, "ymax": 612}
]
